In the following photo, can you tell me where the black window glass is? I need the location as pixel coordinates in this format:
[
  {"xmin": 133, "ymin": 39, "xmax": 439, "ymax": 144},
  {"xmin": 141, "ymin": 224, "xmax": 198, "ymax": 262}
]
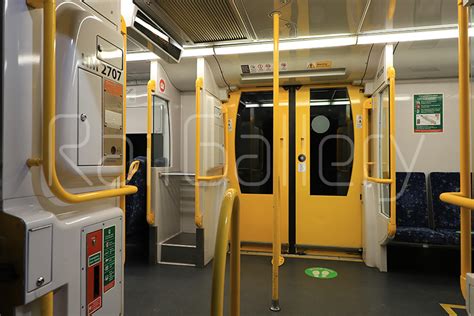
[
  {"xmin": 235, "ymin": 91, "xmax": 273, "ymax": 194},
  {"xmin": 310, "ymin": 88, "xmax": 354, "ymax": 196}
]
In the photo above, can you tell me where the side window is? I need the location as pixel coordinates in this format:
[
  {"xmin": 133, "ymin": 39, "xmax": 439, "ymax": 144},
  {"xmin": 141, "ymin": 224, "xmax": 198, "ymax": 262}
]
[
  {"xmin": 309, "ymin": 88, "xmax": 354, "ymax": 196},
  {"xmin": 152, "ymin": 96, "xmax": 171, "ymax": 167},
  {"xmin": 235, "ymin": 91, "xmax": 273, "ymax": 194}
]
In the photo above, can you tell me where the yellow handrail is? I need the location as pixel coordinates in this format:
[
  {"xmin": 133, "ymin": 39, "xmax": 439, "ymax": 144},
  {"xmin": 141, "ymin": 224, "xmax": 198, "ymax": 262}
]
[
  {"xmin": 40, "ymin": 292, "xmax": 53, "ymax": 316},
  {"xmin": 194, "ymin": 78, "xmax": 228, "ymax": 228},
  {"xmin": 121, "ymin": 16, "xmax": 128, "ymax": 263},
  {"xmin": 440, "ymin": 0, "xmax": 471, "ymax": 299},
  {"xmin": 195, "ymin": 77, "xmax": 204, "ymax": 228},
  {"xmin": 211, "ymin": 188, "xmax": 240, "ymax": 316},
  {"xmin": 363, "ymin": 67, "xmax": 397, "ymax": 238},
  {"xmin": 27, "ymin": 0, "xmax": 137, "ymax": 204},
  {"xmin": 271, "ymin": 10, "xmax": 281, "ymax": 313},
  {"xmin": 147, "ymin": 80, "xmax": 156, "ymax": 225},
  {"xmin": 440, "ymin": 192, "xmax": 474, "ymax": 209}
]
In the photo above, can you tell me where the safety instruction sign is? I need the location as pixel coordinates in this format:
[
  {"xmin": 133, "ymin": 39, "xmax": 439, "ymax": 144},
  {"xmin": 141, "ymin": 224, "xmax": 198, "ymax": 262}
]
[
  {"xmin": 103, "ymin": 226, "xmax": 116, "ymax": 292},
  {"xmin": 305, "ymin": 267, "xmax": 338, "ymax": 279},
  {"xmin": 414, "ymin": 94, "xmax": 443, "ymax": 133}
]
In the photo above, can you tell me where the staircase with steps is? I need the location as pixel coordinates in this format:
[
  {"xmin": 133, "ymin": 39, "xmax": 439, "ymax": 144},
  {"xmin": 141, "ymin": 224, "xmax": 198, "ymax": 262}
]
[
  {"xmin": 160, "ymin": 231, "xmax": 204, "ymax": 267},
  {"xmin": 157, "ymin": 173, "xmax": 205, "ymax": 267}
]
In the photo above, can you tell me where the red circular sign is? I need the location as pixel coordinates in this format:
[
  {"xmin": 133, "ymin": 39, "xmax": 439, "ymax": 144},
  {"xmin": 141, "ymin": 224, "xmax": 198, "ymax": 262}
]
[{"xmin": 159, "ymin": 79, "xmax": 166, "ymax": 93}]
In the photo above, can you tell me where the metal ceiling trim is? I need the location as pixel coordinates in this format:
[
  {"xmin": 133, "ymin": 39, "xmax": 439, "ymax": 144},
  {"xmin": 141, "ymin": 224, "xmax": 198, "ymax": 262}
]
[
  {"xmin": 230, "ymin": 0, "xmax": 258, "ymax": 40},
  {"xmin": 357, "ymin": 0, "xmax": 372, "ymax": 35}
]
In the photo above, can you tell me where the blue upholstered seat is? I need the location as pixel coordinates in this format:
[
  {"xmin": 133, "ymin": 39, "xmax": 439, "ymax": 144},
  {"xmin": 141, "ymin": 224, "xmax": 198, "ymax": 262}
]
[
  {"xmin": 395, "ymin": 227, "xmax": 447, "ymax": 244},
  {"xmin": 429, "ymin": 172, "xmax": 460, "ymax": 245},
  {"xmin": 394, "ymin": 172, "xmax": 447, "ymax": 245}
]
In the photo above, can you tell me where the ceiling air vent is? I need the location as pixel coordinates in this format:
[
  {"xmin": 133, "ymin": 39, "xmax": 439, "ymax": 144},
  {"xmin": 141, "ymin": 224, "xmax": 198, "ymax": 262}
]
[{"xmin": 133, "ymin": 0, "xmax": 248, "ymax": 44}]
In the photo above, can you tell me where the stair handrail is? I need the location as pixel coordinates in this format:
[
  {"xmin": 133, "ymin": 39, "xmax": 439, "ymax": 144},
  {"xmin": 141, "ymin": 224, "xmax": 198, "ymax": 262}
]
[{"xmin": 211, "ymin": 188, "xmax": 240, "ymax": 316}]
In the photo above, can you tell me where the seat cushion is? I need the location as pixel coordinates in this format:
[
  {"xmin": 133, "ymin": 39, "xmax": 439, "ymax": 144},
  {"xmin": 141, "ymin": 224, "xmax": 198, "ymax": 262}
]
[
  {"xmin": 429, "ymin": 172, "xmax": 460, "ymax": 230},
  {"xmin": 395, "ymin": 227, "xmax": 447, "ymax": 245},
  {"xmin": 396, "ymin": 172, "xmax": 429, "ymax": 228},
  {"xmin": 436, "ymin": 229, "xmax": 460, "ymax": 245}
]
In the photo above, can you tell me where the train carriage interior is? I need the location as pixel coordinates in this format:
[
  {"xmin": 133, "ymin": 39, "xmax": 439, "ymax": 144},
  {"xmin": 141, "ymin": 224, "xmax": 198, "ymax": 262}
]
[{"xmin": 4, "ymin": 0, "xmax": 474, "ymax": 315}]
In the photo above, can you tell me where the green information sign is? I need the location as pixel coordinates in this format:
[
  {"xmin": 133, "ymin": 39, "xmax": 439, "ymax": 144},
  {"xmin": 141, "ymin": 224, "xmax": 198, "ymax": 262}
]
[
  {"xmin": 103, "ymin": 226, "xmax": 116, "ymax": 292},
  {"xmin": 305, "ymin": 267, "xmax": 338, "ymax": 279},
  {"xmin": 414, "ymin": 94, "xmax": 443, "ymax": 133}
]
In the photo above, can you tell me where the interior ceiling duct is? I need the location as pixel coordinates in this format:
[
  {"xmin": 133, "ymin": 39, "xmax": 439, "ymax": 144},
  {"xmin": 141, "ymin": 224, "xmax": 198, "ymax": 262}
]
[{"xmin": 133, "ymin": 0, "xmax": 249, "ymax": 44}]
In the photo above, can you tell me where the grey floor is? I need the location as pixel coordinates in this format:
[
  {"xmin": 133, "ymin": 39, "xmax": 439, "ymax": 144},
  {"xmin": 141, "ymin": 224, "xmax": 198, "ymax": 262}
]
[{"xmin": 124, "ymin": 255, "xmax": 466, "ymax": 316}]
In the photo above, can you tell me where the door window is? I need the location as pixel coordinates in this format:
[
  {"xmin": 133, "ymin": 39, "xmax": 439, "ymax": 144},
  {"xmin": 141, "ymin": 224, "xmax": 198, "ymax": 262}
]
[
  {"xmin": 309, "ymin": 88, "xmax": 354, "ymax": 196},
  {"xmin": 235, "ymin": 91, "xmax": 273, "ymax": 194},
  {"xmin": 152, "ymin": 96, "xmax": 171, "ymax": 167}
]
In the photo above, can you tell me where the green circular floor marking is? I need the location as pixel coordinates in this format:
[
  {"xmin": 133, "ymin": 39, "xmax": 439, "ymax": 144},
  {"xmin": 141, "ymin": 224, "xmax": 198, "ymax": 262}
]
[{"xmin": 305, "ymin": 267, "xmax": 338, "ymax": 279}]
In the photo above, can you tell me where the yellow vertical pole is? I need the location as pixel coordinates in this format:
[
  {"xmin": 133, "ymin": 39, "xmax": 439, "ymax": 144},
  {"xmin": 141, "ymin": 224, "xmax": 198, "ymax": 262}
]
[
  {"xmin": 41, "ymin": 292, "xmax": 53, "ymax": 316},
  {"xmin": 270, "ymin": 11, "xmax": 281, "ymax": 313},
  {"xmin": 230, "ymin": 197, "xmax": 241, "ymax": 316},
  {"xmin": 120, "ymin": 17, "xmax": 127, "ymax": 263},
  {"xmin": 457, "ymin": 0, "xmax": 471, "ymax": 299},
  {"xmin": 387, "ymin": 67, "xmax": 397, "ymax": 238},
  {"xmin": 147, "ymin": 80, "xmax": 156, "ymax": 225},
  {"xmin": 42, "ymin": 2, "xmax": 56, "ymax": 314}
]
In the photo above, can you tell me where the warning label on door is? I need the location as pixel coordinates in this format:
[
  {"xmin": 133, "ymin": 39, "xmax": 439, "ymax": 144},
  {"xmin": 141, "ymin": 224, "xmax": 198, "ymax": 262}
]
[{"xmin": 103, "ymin": 226, "xmax": 116, "ymax": 292}]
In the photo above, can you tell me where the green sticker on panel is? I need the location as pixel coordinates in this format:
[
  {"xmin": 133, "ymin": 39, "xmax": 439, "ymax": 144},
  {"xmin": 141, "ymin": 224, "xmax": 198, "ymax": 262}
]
[
  {"xmin": 305, "ymin": 267, "xmax": 338, "ymax": 279},
  {"xmin": 88, "ymin": 252, "xmax": 101, "ymax": 267},
  {"xmin": 103, "ymin": 226, "xmax": 116, "ymax": 292},
  {"xmin": 414, "ymin": 94, "xmax": 443, "ymax": 133}
]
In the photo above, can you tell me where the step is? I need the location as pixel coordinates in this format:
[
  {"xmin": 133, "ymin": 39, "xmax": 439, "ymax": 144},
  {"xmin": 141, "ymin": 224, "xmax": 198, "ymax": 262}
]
[{"xmin": 161, "ymin": 233, "xmax": 196, "ymax": 265}]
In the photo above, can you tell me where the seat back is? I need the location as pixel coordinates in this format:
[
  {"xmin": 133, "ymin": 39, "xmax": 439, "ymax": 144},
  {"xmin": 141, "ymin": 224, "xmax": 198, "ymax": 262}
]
[
  {"xmin": 125, "ymin": 156, "xmax": 148, "ymax": 240},
  {"xmin": 396, "ymin": 172, "xmax": 429, "ymax": 228},
  {"xmin": 429, "ymin": 172, "xmax": 460, "ymax": 230}
]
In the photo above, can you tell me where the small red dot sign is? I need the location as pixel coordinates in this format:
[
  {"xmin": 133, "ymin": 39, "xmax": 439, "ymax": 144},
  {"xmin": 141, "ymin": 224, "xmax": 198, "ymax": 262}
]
[{"xmin": 159, "ymin": 79, "xmax": 165, "ymax": 93}]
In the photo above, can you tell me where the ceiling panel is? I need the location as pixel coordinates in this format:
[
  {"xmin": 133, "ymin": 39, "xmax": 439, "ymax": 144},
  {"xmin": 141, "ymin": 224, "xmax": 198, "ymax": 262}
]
[
  {"xmin": 238, "ymin": 0, "xmax": 367, "ymax": 40},
  {"xmin": 361, "ymin": 0, "xmax": 457, "ymax": 33}
]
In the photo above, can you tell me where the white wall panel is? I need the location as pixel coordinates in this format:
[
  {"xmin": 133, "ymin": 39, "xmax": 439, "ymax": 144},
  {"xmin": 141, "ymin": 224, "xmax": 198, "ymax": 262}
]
[{"xmin": 396, "ymin": 79, "xmax": 461, "ymax": 173}]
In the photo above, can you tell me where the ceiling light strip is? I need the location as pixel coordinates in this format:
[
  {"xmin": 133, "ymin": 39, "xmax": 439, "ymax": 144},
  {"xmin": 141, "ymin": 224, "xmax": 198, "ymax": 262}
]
[{"xmin": 179, "ymin": 26, "xmax": 473, "ymax": 58}]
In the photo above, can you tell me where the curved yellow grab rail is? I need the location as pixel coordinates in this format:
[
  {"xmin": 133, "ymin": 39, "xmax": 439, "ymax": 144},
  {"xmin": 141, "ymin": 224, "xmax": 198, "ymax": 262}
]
[
  {"xmin": 440, "ymin": 1, "xmax": 471, "ymax": 299},
  {"xmin": 363, "ymin": 67, "xmax": 397, "ymax": 238},
  {"xmin": 211, "ymin": 188, "xmax": 240, "ymax": 316},
  {"xmin": 30, "ymin": 0, "xmax": 137, "ymax": 204},
  {"xmin": 440, "ymin": 192, "xmax": 474, "ymax": 209},
  {"xmin": 147, "ymin": 80, "xmax": 156, "ymax": 225},
  {"xmin": 194, "ymin": 78, "xmax": 228, "ymax": 228}
]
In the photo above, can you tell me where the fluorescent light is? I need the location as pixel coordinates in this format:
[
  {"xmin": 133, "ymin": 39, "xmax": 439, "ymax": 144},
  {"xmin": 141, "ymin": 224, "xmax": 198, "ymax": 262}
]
[
  {"xmin": 215, "ymin": 43, "xmax": 274, "ymax": 55},
  {"xmin": 241, "ymin": 69, "xmax": 346, "ymax": 81},
  {"xmin": 182, "ymin": 47, "xmax": 214, "ymax": 57},
  {"xmin": 280, "ymin": 36, "xmax": 356, "ymax": 51},
  {"xmin": 358, "ymin": 27, "xmax": 464, "ymax": 44},
  {"xmin": 310, "ymin": 101, "xmax": 350, "ymax": 106},
  {"xmin": 245, "ymin": 104, "xmax": 259, "ymax": 108},
  {"xmin": 135, "ymin": 16, "xmax": 169, "ymax": 42},
  {"xmin": 214, "ymin": 36, "xmax": 354, "ymax": 56},
  {"xmin": 127, "ymin": 52, "xmax": 160, "ymax": 62},
  {"xmin": 179, "ymin": 26, "xmax": 474, "ymax": 58}
]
